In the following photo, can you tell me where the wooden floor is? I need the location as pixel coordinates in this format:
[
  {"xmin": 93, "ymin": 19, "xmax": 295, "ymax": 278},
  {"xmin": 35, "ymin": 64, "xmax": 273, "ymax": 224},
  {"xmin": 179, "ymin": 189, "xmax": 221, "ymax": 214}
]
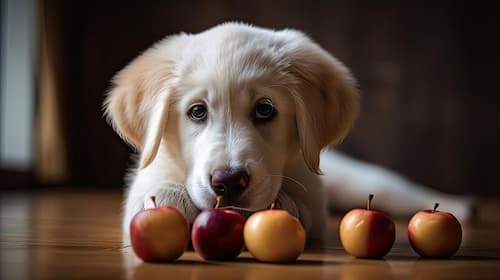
[{"xmin": 1, "ymin": 189, "xmax": 500, "ymax": 279}]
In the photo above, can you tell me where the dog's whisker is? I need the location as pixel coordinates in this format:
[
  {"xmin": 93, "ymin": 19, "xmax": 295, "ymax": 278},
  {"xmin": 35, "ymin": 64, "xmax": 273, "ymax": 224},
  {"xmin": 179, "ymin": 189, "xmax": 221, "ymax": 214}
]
[
  {"xmin": 269, "ymin": 174, "xmax": 308, "ymax": 193},
  {"xmin": 218, "ymin": 205, "xmax": 265, "ymax": 212}
]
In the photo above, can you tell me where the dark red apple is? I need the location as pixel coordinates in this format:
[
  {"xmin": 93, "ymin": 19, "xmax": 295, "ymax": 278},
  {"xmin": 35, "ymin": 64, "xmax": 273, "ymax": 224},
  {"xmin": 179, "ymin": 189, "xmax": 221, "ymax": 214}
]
[
  {"xmin": 408, "ymin": 203, "xmax": 462, "ymax": 258},
  {"xmin": 339, "ymin": 194, "xmax": 395, "ymax": 258},
  {"xmin": 191, "ymin": 197, "xmax": 244, "ymax": 260},
  {"xmin": 130, "ymin": 196, "xmax": 190, "ymax": 261}
]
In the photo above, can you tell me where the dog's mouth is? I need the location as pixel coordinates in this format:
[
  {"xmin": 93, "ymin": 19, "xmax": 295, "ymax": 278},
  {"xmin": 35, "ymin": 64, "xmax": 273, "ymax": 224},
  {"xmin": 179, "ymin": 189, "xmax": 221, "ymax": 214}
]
[
  {"xmin": 212, "ymin": 186, "xmax": 247, "ymax": 209},
  {"xmin": 187, "ymin": 174, "xmax": 279, "ymax": 214},
  {"xmin": 206, "ymin": 184, "xmax": 271, "ymax": 213},
  {"xmin": 209, "ymin": 195, "xmax": 261, "ymax": 220}
]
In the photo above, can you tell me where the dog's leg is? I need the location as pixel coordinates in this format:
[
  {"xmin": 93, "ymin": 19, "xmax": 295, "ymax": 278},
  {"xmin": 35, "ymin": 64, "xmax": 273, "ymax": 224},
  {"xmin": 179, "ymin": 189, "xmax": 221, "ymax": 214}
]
[
  {"xmin": 122, "ymin": 181, "xmax": 199, "ymax": 245},
  {"xmin": 320, "ymin": 150, "xmax": 476, "ymax": 221}
]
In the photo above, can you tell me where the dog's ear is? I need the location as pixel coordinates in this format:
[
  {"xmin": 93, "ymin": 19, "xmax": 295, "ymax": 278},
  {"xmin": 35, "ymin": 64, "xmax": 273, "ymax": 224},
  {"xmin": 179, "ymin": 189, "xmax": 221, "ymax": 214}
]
[
  {"xmin": 104, "ymin": 36, "xmax": 184, "ymax": 169},
  {"xmin": 285, "ymin": 33, "xmax": 360, "ymax": 174}
]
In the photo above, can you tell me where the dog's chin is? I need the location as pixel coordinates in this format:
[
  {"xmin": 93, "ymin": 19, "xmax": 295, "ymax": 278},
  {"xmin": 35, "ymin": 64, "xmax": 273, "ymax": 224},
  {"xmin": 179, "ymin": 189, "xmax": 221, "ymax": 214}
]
[
  {"xmin": 186, "ymin": 174, "xmax": 282, "ymax": 216},
  {"xmin": 228, "ymin": 197, "xmax": 270, "ymax": 211},
  {"xmin": 187, "ymin": 187, "xmax": 276, "ymax": 213},
  {"xmin": 232, "ymin": 179, "xmax": 283, "ymax": 212}
]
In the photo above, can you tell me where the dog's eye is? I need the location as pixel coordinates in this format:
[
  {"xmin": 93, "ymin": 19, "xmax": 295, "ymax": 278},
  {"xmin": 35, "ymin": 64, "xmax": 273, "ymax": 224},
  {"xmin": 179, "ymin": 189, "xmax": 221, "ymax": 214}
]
[
  {"xmin": 188, "ymin": 104, "xmax": 208, "ymax": 122},
  {"xmin": 254, "ymin": 99, "xmax": 275, "ymax": 121}
]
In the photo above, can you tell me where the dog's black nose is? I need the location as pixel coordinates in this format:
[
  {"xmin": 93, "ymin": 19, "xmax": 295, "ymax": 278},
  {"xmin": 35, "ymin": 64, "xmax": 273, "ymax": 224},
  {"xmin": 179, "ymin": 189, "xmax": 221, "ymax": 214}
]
[{"xmin": 210, "ymin": 169, "xmax": 249, "ymax": 202}]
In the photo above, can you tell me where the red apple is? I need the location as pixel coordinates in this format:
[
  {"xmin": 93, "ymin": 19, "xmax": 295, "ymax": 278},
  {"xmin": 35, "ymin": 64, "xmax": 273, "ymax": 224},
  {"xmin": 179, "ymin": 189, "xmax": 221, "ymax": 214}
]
[
  {"xmin": 191, "ymin": 197, "xmax": 244, "ymax": 260},
  {"xmin": 130, "ymin": 196, "xmax": 190, "ymax": 261},
  {"xmin": 244, "ymin": 207, "xmax": 306, "ymax": 262},
  {"xmin": 339, "ymin": 194, "xmax": 395, "ymax": 258},
  {"xmin": 408, "ymin": 203, "xmax": 462, "ymax": 258}
]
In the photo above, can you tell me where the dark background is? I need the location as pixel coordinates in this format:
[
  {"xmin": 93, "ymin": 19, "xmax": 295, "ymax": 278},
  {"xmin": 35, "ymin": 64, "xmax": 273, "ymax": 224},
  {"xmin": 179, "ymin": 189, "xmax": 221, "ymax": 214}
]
[{"xmin": 41, "ymin": 0, "xmax": 499, "ymax": 194}]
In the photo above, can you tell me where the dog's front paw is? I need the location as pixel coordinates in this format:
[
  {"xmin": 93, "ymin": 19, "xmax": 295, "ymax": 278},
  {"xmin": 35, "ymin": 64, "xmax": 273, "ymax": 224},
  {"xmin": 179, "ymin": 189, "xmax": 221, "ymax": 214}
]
[{"xmin": 144, "ymin": 184, "xmax": 200, "ymax": 223}]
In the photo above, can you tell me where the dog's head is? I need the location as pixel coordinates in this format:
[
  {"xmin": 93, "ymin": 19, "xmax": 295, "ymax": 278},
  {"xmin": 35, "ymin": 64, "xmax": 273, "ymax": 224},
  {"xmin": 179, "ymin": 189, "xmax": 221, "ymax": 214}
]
[{"xmin": 105, "ymin": 23, "xmax": 359, "ymax": 211}]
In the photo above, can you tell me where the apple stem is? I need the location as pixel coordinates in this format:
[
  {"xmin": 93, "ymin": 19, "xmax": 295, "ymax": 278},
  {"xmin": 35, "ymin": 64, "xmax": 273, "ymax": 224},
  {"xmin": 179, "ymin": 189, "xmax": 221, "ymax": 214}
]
[
  {"xmin": 215, "ymin": 196, "xmax": 223, "ymax": 209},
  {"xmin": 150, "ymin": 196, "xmax": 157, "ymax": 208},
  {"xmin": 367, "ymin": 194, "xmax": 374, "ymax": 211},
  {"xmin": 433, "ymin": 202, "xmax": 439, "ymax": 213},
  {"xmin": 270, "ymin": 202, "xmax": 276, "ymax": 210}
]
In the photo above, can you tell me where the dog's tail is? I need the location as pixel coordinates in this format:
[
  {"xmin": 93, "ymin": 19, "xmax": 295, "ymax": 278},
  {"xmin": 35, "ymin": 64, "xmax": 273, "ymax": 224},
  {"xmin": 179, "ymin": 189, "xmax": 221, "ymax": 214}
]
[{"xmin": 319, "ymin": 150, "xmax": 476, "ymax": 222}]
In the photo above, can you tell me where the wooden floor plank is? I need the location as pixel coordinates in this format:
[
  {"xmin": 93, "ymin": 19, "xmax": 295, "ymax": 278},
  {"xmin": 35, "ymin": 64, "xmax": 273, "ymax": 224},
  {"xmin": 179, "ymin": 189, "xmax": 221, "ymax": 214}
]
[{"xmin": 1, "ymin": 189, "xmax": 499, "ymax": 279}]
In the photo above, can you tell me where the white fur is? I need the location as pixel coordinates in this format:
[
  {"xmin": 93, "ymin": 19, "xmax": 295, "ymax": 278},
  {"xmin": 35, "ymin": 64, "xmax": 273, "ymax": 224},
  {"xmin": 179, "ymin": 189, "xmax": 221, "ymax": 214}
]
[{"xmin": 104, "ymin": 22, "xmax": 474, "ymax": 245}]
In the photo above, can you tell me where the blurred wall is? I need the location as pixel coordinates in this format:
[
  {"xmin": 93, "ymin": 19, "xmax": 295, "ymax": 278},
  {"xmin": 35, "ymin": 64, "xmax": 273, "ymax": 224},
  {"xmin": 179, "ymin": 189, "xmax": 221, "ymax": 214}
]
[
  {"xmin": 0, "ymin": 0, "xmax": 35, "ymax": 170},
  {"xmin": 37, "ymin": 0, "xmax": 499, "ymax": 194}
]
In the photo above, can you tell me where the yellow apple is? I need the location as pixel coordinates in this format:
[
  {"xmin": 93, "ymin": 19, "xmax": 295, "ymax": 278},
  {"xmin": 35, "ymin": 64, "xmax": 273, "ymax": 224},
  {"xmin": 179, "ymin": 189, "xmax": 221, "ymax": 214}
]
[
  {"xmin": 130, "ymin": 197, "xmax": 189, "ymax": 261},
  {"xmin": 244, "ymin": 209, "xmax": 306, "ymax": 262},
  {"xmin": 408, "ymin": 203, "xmax": 462, "ymax": 258},
  {"xmin": 339, "ymin": 194, "xmax": 395, "ymax": 258}
]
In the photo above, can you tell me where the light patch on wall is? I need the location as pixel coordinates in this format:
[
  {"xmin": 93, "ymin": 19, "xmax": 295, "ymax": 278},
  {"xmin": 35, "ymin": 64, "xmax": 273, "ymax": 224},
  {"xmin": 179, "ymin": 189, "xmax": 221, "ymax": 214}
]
[{"xmin": 0, "ymin": 0, "xmax": 35, "ymax": 170}]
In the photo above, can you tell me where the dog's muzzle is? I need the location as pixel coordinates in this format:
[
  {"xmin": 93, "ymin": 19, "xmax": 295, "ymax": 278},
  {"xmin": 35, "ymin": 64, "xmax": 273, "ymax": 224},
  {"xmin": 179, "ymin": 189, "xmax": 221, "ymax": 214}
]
[{"xmin": 210, "ymin": 168, "xmax": 249, "ymax": 206}]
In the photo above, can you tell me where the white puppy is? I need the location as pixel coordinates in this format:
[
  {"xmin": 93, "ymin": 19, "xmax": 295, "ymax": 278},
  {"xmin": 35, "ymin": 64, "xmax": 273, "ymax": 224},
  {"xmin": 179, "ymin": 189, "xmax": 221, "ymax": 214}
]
[{"xmin": 104, "ymin": 22, "xmax": 474, "ymax": 243}]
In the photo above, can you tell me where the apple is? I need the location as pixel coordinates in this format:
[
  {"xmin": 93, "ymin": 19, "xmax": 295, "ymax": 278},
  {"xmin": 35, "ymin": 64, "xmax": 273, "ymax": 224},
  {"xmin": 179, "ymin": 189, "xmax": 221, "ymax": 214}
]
[
  {"xmin": 130, "ymin": 196, "xmax": 190, "ymax": 261},
  {"xmin": 339, "ymin": 194, "xmax": 395, "ymax": 258},
  {"xmin": 408, "ymin": 202, "xmax": 462, "ymax": 258},
  {"xmin": 244, "ymin": 206, "xmax": 306, "ymax": 262},
  {"xmin": 191, "ymin": 196, "xmax": 245, "ymax": 260}
]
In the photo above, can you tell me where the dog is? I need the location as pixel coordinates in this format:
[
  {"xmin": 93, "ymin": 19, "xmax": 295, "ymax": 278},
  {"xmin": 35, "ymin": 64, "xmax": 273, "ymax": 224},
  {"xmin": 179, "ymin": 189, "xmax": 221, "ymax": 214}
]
[{"xmin": 104, "ymin": 22, "xmax": 474, "ymax": 244}]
